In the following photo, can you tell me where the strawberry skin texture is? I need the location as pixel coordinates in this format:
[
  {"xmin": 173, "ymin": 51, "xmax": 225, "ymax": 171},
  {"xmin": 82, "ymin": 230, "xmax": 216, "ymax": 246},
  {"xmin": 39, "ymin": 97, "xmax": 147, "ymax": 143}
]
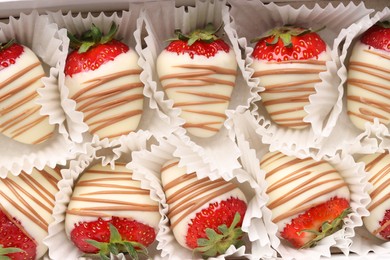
[
  {"xmin": 379, "ymin": 209, "xmax": 390, "ymax": 239},
  {"xmin": 185, "ymin": 197, "xmax": 247, "ymax": 249},
  {"xmin": 280, "ymin": 197, "xmax": 349, "ymax": 248},
  {"xmin": 166, "ymin": 39, "xmax": 230, "ymax": 59},
  {"xmin": 0, "ymin": 42, "xmax": 23, "ymax": 71},
  {"xmin": 0, "ymin": 210, "xmax": 36, "ymax": 260},
  {"xmin": 65, "ymin": 39, "xmax": 129, "ymax": 77},
  {"xmin": 70, "ymin": 217, "xmax": 156, "ymax": 253},
  {"xmin": 361, "ymin": 24, "xmax": 390, "ymax": 52},
  {"xmin": 252, "ymin": 31, "xmax": 327, "ymax": 62}
]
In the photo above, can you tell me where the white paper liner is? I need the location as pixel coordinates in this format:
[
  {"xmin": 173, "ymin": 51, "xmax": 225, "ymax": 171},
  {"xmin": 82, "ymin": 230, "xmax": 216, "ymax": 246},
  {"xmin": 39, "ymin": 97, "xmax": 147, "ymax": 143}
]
[
  {"xmin": 44, "ymin": 130, "xmax": 162, "ymax": 260},
  {"xmin": 315, "ymin": 7, "xmax": 390, "ymax": 158},
  {"xmin": 47, "ymin": 9, "xmax": 177, "ymax": 147},
  {"xmin": 129, "ymin": 133, "xmax": 264, "ymax": 259},
  {"xmin": 141, "ymin": 0, "xmax": 258, "ymax": 177},
  {"xmin": 228, "ymin": 0, "xmax": 373, "ymax": 157},
  {"xmin": 0, "ymin": 11, "xmax": 74, "ymax": 177},
  {"xmin": 230, "ymin": 110, "xmax": 370, "ymax": 260}
]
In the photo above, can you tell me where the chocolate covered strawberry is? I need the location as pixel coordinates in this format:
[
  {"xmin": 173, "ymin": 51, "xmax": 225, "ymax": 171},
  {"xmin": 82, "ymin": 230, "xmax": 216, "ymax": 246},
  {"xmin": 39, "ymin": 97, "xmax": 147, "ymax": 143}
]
[
  {"xmin": 156, "ymin": 23, "xmax": 238, "ymax": 138},
  {"xmin": 0, "ymin": 166, "xmax": 62, "ymax": 259},
  {"xmin": 358, "ymin": 153, "xmax": 390, "ymax": 240},
  {"xmin": 160, "ymin": 158, "xmax": 247, "ymax": 257},
  {"xmin": 0, "ymin": 40, "xmax": 55, "ymax": 144},
  {"xmin": 65, "ymin": 163, "xmax": 160, "ymax": 258},
  {"xmin": 251, "ymin": 25, "xmax": 331, "ymax": 129},
  {"xmin": 260, "ymin": 151, "xmax": 351, "ymax": 248},
  {"xmin": 347, "ymin": 21, "xmax": 390, "ymax": 130},
  {"xmin": 65, "ymin": 23, "xmax": 144, "ymax": 140}
]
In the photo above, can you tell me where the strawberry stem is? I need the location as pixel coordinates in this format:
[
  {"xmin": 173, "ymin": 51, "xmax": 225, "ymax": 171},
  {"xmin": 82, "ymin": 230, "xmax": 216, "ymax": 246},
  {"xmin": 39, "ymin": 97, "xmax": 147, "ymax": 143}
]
[
  {"xmin": 251, "ymin": 25, "xmax": 325, "ymax": 47},
  {"xmin": 298, "ymin": 207, "xmax": 352, "ymax": 248},
  {"xmin": 0, "ymin": 244, "xmax": 24, "ymax": 259},
  {"xmin": 84, "ymin": 223, "xmax": 149, "ymax": 260},
  {"xmin": 169, "ymin": 23, "xmax": 223, "ymax": 46},
  {"xmin": 68, "ymin": 22, "xmax": 119, "ymax": 53},
  {"xmin": 0, "ymin": 39, "xmax": 16, "ymax": 51},
  {"xmin": 193, "ymin": 212, "xmax": 244, "ymax": 258}
]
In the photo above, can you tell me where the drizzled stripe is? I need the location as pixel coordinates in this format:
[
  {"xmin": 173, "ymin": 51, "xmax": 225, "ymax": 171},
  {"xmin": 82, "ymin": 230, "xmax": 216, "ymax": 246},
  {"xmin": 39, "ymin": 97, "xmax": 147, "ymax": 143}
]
[
  {"xmin": 70, "ymin": 69, "xmax": 143, "ymax": 139},
  {"xmin": 159, "ymin": 63, "xmax": 236, "ymax": 134},
  {"xmin": 253, "ymin": 61, "xmax": 326, "ymax": 128},
  {"xmin": 0, "ymin": 61, "xmax": 52, "ymax": 143},
  {"xmin": 0, "ymin": 167, "xmax": 61, "ymax": 232},
  {"xmin": 347, "ymin": 49, "xmax": 390, "ymax": 125}
]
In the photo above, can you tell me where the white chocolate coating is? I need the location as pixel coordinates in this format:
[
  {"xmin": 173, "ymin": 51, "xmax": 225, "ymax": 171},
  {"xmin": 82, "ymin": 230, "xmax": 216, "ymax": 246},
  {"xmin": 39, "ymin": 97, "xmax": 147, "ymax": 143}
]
[
  {"xmin": 0, "ymin": 166, "xmax": 61, "ymax": 258},
  {"xmin": 160, "ymin": 158, "xmax": 247, "ymax": 249},
  {"xmin": 156, "ymin": 49, "xmax": 237, "ymax": 138},
  {"xmin": 65, "ymin": 163, "xmax": 160, "ymax": 237},
  {"xmin": 0, "ymin": 46, "xmax": 54, "ymax": 144},
  {"xmin": 359, "ymin": 153, "xmax": 390, "ymax": 240},
  {"xmin": 65, "ymin": 50, "xmax": 144, "ymax": 140},
  {"xmin": 261, "ymin": 151, "xmax": 350, "ymax": 232},
  {"xmin": 347, "ymin": 41, "xmax": 390, "ymax": 130},
  {"xmin": 251, "ymin": 48, "xmax": 331, "ymax": 129}
]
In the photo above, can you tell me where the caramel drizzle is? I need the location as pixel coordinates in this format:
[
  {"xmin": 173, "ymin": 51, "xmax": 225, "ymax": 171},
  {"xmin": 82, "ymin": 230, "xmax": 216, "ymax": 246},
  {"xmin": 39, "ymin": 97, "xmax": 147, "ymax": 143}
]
[
  {"xmin": 67, "ymin": 167, "xmax": 158, "ymax": 217},
  {"xmin": 0, "ymin": 61, "xmax": 52, "ymax": 143},
  {"xmin": 0, "ymin": 167, "xmax": 61, "ymax": 232},
  {"xmin": 162, "ymin": 160, "xmax": 237, "ymax": 229},
  {"xmin": 70, "ymin": 69, "xmax": 143, "ymax": 138},
  {"xmin": 261, "ymin": 152, "xmax": 347, "ymax": 223},
  {"xmin": 363, "ymin": 153, "xmax": 390, "ymax": 212},
  {"xmin": 347, "ymin": 51, "xmax": 390, "ymax": 125},
  {"xmin": 159, "ymin": 64, "xmax": 236, "ymax": 133},
  {"xmin": 253, "ymin": 61, "xmax": 326, "ymax": 128}
]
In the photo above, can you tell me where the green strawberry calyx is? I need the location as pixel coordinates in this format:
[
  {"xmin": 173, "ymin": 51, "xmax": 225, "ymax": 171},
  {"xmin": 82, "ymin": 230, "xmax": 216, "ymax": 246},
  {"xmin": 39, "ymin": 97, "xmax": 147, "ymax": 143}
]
[
  {"xmin": 0, "ymin": 39, "xmax": 15, "ymax": 51},
  {"xmin": 0, "ymin": 244, "xmax": 24, "ymax": 259},
  {"xmin": 193, "ymin": 212, "xmax": 244, "ymax": 258},
  {"xmin": 298, "ymin": 207, "xmax": 352, "ymax": 249},
  {"xmin": 68, "ymin": 22, "xmax": 118, "ymax": 54},
  {"xmin": 251, "ymin": 25, "xmax": 325, "ymax": 48},
  {"xmin": 170, "ymin": 23, "xmax": 223, "ymax": 46},
  {"xmin": 377, "ymin": 20, "xmax": 390, "ymax": 28},
  {"xmin": 84, "ymin": 223, "xmax": 148, "ymax": 260}
]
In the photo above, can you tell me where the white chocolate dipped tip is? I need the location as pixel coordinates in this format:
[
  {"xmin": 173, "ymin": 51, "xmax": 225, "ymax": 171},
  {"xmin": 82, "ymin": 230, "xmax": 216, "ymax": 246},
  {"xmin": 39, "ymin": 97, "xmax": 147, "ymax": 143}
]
[
  {"xmin": 261, "ymin": 151, "xmax": 350, "ymax": 232},
  {"xmin": 65, "ymin": 50, "xmax": 144, "ymax": 141},
  {"xmin": 0, "ymin": 166, "xmax": 62, "ymax": 258},
  {"xmin": 160, "ymin": 158, "xmax": 247, "ymax": 249},
  {"xmin": 251, "ymin": 48, "xmax": 331, "ymax": 129},
  {"xmin": 65, "ymin": 163, "xmax": 160, "ymax": 237},
  {"xmin": 347, "ymin": 41, "xmax": 390, "ymax": 130},
  {"xmin": 157, "ymin": 49, "xmax": 237, "ymax": 138},
  {"xmin": 359, "ymin": 153, "xmax": 390, "ymax": 240},
  {"xmin": 0, "ymin": 45, "xmax": 55, "ymax": 144}
]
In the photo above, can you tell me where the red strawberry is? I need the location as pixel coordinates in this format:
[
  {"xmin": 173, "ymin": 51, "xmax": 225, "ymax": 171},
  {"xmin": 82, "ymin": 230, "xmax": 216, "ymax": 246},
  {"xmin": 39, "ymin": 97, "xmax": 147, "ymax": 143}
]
[
  {"xmin": 250, "ymin": 25, "xmax": 330, "ymax": 129},
  {"xmin": 0, "ymin": 210, "xmax": 35, "ymax": 260},
  {"xmin": 261, "ymin": 151, "xmax": 351, "ymax": 248},
  {"xmin": 64, "ymin": 23, "xmax": 144, "ymax": 140},
  {"xmin": 0, "ymin": 40, "xmax": 23, "ymax": 70},
  {"xmin": 70, "ymin": 217, "xmax": 155, "ymax": 259},
  {"xmin": 66, "ymin": 163, "xmax": 160, "ymax": 259},
  {"xmin": 156, "ymin": 23, "xmax": 238, "ymax": 138},
  {"xmin": 360, "ymin": 21, "xmax": 390, "ymax": 52},
  {"xmin": 379, "ymin": 209, "xmax": 390, "ymax": 239},
  {"xmin": 347, "ymin": 21, "xmax": 390, "ymax": 130},
  {"xmin": 161, "ymin": 158, "xmax": 247, "ymax": 257},
  {"xmin": 0, "ymin": 39, "xmax": 55, "ymax": 144},
  {"xmin": 280, "ymin": 197, "xmax": 350, "ymax": 248}
]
